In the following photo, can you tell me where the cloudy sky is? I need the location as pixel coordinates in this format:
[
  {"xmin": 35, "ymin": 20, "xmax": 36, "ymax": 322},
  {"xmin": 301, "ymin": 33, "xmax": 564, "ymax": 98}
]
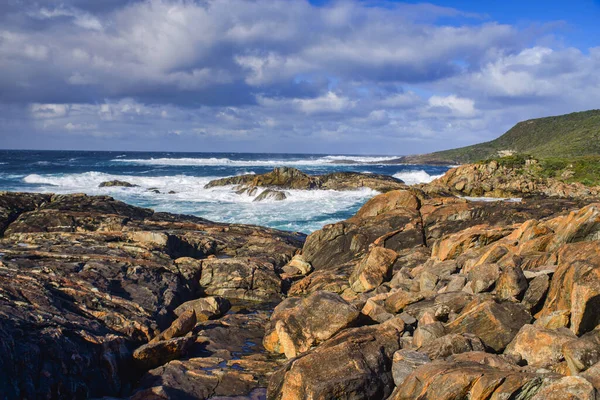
[{"xmin": 1, "ymin": 0, "xmax": 599, "ymax": 154}]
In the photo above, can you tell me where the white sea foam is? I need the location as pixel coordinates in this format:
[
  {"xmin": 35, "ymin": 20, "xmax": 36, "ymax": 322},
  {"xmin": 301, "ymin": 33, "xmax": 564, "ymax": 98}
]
[
  {"xmin": 22, "ymin": 172, "xmax": 378, "ymax": 232},
  {"xmin": 112, "ymin": 155, "xmax": 400, "ymax": 167},
  {"xmin": 393, "ymin": 170, "xmax": 444, "ymax": 185}
]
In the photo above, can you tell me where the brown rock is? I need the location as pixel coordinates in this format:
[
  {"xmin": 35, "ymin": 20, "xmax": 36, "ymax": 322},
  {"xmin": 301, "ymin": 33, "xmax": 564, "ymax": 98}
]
[
  {"xmin": 173, "ymin": 296, "xmax": 231, "ymax": 320},
  {"xmin": 539, "ymin": 241, "xmax": 600, "ymax": 335},
  {"xmin": 420, "ymin": 333, "xmax": 485, "ymax": 360},
  {"xmin": 445, "ymin": 299, "xmax": 531, "ymax": 352},
  {"xmin": 263, "ymin": 291, "xmax": 360, "ymax": 358},
  {"xmin": 562, "ymin": 330, "xmax": 600, "ymax": 374},
  {"xmin": 151, "ymin": 309, "xmax": 197, "ymax": 343},
  {"xmin": 384, "ymin": 289, "xmax": 424, "ymax": 314},
  {"xmin": 467, "ymin": 263, "xmax": 500, "ymax": 293},
  {"xmin": 495, "ymin": 265, "xmax": 528, "ymax": 301},
  {"xmin": 267, "ymin": 319, "xmax": 404, "ymax": 400},
  {"xmin": 413, "ymin": 322, "xmax": 446, "ymax": 348},
  {"xmin": 349, "ymin": 246, "xmax": 398, "ymax": 292},
  {"xmin": 133, "ymin": 337, "xmax": 195, "ymax": 370},
  {"xmin": 531, "ymin": 376, "xmax": 596, "ymax": 400},
  {"xmin": 504, "ymin": 324, "xmax": 576, "ymax": 367},
  {"xmin": 392, "ymin": 350, "xmax": 431, "ymax": 386}
]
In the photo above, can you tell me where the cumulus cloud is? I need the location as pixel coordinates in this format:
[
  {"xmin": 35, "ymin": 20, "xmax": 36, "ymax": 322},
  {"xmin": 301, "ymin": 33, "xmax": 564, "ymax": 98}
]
[{"xmin": 0, "ymin": 0, "xmax": 599, "ymax": 153}]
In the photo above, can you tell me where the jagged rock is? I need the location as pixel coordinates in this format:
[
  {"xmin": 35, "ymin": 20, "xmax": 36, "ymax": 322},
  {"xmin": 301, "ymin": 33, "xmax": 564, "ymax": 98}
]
[
  {"xmin": 361, "ymin": 298, "xmax": 394, "ymax": 323},
  {"xmin": 539, "ymin": 241, "xmax": 600, "ymax": 335},
  {"xmin": 522, "ymin": 274, "xmax": 550, "ymax": 311},
  {"xmin": 281, "ymin": 254, "xmax": 313, "ymax": 277},
  {"xmin": 99, "ymin": 180, "xmax": 139, "ymax": 188},
  {"xmin": 432, "ymin": 225, "xmax": 511, "ymax": 261},
  {"xmin": 428, "ymin": 160, "xmax": 600, "ymax": 199},
  {"xmin": 420, "ymin": 333, "xmax": 485, "ymax": 360},
  {"xmin": 173, "ymin": 296, "xmax": 231, "ymax": 321},
  {"xmin": 355, "ymin": 189, "xmax": 420, "ymax": 218},
  {"xmin": 495, "ymin": 265, "xmax": 528, "ymax": 301},
  {"xmin": 532, "ymin": 376, "xmax": 596, "ymax": 400},
  {"xmin": 263, "ymin": 291, "xmax": 360, "ymax": 358},
  {"xmin": 253, "ymin": 189, "xmax": 287, "ymax": 202},
  {"xmin": 205, "ymin": 167, "xmax": 406, "ymax": 192},
  {"xmin": 504, "ymin": 324, "xmax": 576, "ymax": 367},
  {"xmin": 562, "ymin": 329, "xmax": 600, "ymax": 374},
  {"xmin": 384, "ymin": 289, "xmax": 424, "ymax": 314},
  {"xmin": 445, "ymin": 299, "xmax": 531, "ymax": 352},
  {"xmin": 392, "ymin": 350, "xmax": 431, "ymax": 387},
  {"xmin": 150, "ymin": 309, "xmax": 197, "ymax": 343},
  {"xmin": 413, "ymin": 322, "xmax": 446, "ymax": 347},
  {"xmin": 466, "ymin": 263, "xmax": 500, "ymax": 293},
  {"xmin": 349, "ymin": 246, "xmax": 398, "ymax": 292},
  {"xmin": 390, "ymin": 360, "xmax": 554, "ymax": 400},
  {"xmin": 133, "ymin": 337, "xmax": 195, "ymax": 370},
  {"xmin": 267, "ymin": 319, "xmax": 404, "ymax": 400},
  {"xmin": 199, "ymin": 258, "xmax": 284, "ymax": 301}
]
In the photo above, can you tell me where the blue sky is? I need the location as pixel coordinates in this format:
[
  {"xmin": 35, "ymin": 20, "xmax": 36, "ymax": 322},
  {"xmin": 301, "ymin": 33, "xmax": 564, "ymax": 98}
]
[{"xmin": 0, "ymin": 0, "xmax": 599, "ymax": 154}]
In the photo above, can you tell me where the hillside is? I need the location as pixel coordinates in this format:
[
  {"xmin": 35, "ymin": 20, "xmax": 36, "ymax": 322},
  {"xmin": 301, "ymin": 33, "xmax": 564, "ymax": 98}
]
[{"xmin": 400, "ymin": 109, "xmax": 600, "ymax": 164}]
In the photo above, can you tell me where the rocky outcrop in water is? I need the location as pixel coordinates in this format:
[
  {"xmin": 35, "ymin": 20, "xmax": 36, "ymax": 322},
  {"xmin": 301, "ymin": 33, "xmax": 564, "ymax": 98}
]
[{"xmin": 205, "ymin": 166, "xmax": 406, "ymax": 194}]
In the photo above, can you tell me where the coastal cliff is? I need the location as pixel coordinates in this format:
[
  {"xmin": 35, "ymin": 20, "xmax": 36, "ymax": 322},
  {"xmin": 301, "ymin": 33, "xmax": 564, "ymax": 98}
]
[{"xmin": 1, "ymin": 163, "xmax": 600, "ymax": 399}]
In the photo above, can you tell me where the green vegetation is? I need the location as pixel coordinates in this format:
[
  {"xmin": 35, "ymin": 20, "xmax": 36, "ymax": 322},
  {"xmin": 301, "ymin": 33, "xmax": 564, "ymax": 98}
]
[
  {"xmin": 403, "ymin": 110, "xmax": 600, "ymax": 165},
  {"xmin": 482, "ymin": 154, "xmax": 600, "ymax": 187}
]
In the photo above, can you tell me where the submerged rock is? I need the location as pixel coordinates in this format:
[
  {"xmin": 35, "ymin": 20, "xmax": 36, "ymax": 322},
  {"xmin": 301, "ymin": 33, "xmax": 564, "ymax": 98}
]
[{"xmin": 253, "ymin": 189, "xmax": 288, "ymax": 202}]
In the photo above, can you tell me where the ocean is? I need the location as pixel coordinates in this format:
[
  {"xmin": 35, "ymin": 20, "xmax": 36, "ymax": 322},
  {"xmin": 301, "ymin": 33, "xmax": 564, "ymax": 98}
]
[{"xmin": 0, "ymin": 150, "xmax": 450, "ymax": 233}]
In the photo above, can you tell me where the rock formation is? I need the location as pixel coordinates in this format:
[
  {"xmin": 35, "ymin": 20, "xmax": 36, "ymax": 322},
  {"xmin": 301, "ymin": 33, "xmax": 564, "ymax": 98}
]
[
  {"xmin": 2, "ymin": 160, "xmax": 600, "ymax": 399},
  {"xmin": 205, "ymin": 166, "xmax": 407, "ymax": 194}
]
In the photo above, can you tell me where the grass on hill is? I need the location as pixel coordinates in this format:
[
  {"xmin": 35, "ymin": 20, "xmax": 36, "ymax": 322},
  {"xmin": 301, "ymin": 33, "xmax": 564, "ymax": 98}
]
[{"xmin": 405, "ymin": 110, "xmax": 600, "ymax": 165}]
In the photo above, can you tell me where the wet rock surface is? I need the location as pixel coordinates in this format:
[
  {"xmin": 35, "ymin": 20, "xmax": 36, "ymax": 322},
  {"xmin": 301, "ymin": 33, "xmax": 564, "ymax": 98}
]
[{"xmin": 2, "ymin": 162, "xmax": 600, "ymax": 400}]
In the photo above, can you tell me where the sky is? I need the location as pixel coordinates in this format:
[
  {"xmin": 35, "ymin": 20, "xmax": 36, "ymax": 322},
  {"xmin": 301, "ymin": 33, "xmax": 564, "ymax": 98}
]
[{"xmin": 0, "ymin": 0, "xmax": 599, "ymax": 155}]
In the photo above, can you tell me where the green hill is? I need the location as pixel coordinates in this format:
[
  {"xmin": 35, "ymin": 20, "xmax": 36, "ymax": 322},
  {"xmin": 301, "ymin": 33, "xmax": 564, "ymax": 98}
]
[{"xmin": 402, "ymin": 109, "xmax": 600, "ymax": 165}]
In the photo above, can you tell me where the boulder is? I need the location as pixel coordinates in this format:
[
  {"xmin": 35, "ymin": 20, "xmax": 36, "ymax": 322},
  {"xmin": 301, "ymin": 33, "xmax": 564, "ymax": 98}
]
[
  {"xmin": 539, "ymin": 241, "xmax": 600, "ymax": 335},
  {"xmin": 504, "ymin": 324, "xmax": 576, "ymax": 367},
  {"xmin": 267, "ymin": 319, "xmax": 404, "ymax": 400},
  {"xmin": 199, "ymin": 258, "xmax": 283, "ymax": 301},
  {"xmin": 532, "ymin": 376, "xmax": 596, "ymax": 400},
  {"xmin": 263, "ymin": 291, "xmax": 360, "ymax": 358},
  {"xmin": 349, "ymin": 246, "xmax": 398, "ymax": 293},
  {"xmin": 150, "ymin": 309, "xmax": 197, "ymax": 343},
  {"xmin": 466, "ymin": 263, "xmax": 500, "ymax": 293},
  {"xmin": 173, "ymin": 296, "xmax": 231, "ymax": 321},
  {"xmin": 390, "ymin": 360, "xmax": 551, "ymax": 400},
  {"xmin": 392, "ymin": 350, "xmax": 431, "ymax": 387},
  {"xmin": 445, "ymin": 299, "xmax": 531, "ymax": 352},
  {"xmin": 495, "ymin": 265, "xmax": 528, "ymax": 301},
  {"xmin": 413, "ymin": 322, "xmax": 446, "ymax": 348},
  {"xmin": 254, "ymin": 189, "xmax": 288, "ymax": 202},
  {"xmin": 420, "ymin": 333, "xmax": 485, "ymax": 360},
  {"xmin": 562, "ymin": 329, "xmax": 600, "ymax": 374},
  {"xmin": 384, "ymin": 290, "xmax": 424, "ymax": 314},
  {"xmin": 133, "ymin": 337, "xmax": 195, "ymax": 371}
]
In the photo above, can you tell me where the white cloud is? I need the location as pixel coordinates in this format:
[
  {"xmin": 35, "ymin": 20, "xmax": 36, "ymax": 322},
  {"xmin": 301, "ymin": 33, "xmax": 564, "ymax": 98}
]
[{"xmin": 428, "ymin": 95, "xmax": 477, "ymax": 117}]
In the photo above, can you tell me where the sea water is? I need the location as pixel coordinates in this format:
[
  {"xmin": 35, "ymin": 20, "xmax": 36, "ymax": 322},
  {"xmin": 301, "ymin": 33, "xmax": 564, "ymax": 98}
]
[{"xmin": 0, "ymin": 150, "xmax": 449, "ymax": 233}]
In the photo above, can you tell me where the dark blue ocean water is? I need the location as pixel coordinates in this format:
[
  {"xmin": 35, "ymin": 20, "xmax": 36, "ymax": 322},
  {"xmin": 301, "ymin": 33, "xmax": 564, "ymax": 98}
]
[{"xmin": 0, "ymin": 150, "xmax": 449, "ymax": 233}]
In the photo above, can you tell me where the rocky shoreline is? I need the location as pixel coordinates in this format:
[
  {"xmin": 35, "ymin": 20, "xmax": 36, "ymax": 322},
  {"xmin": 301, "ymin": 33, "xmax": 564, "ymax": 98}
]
[{"xmin": 1, "ymin": 162, "xmax": 600, "ymax": 399}]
